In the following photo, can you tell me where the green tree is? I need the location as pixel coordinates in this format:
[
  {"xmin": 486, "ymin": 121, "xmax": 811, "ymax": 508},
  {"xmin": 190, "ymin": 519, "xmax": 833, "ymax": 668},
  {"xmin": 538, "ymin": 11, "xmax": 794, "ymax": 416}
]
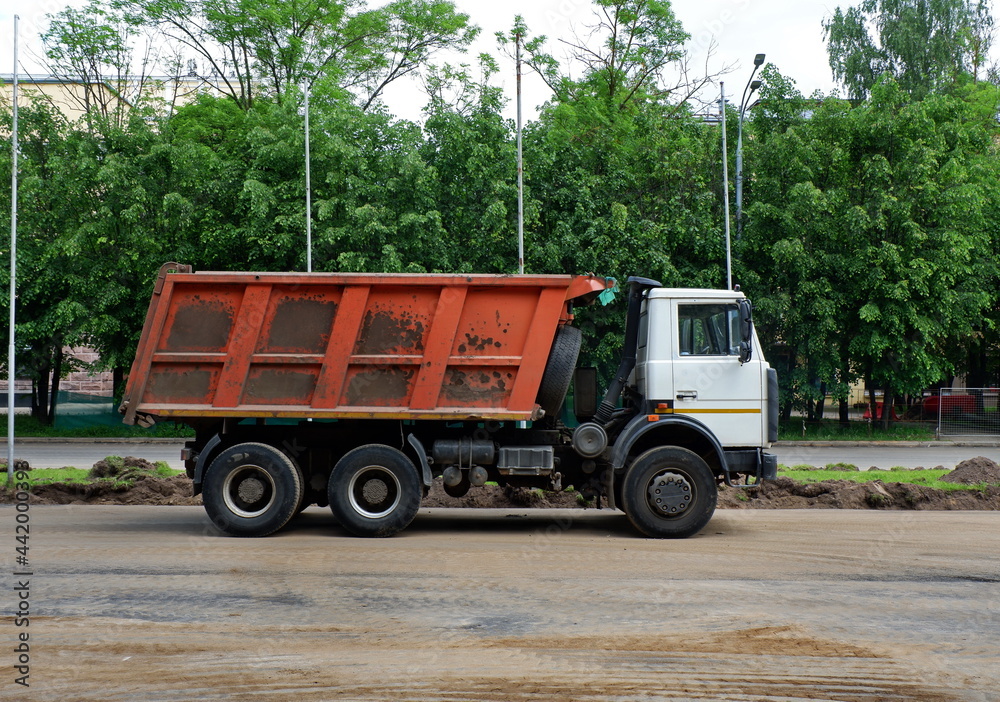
[
  {"xmin": 0, "ymin": 103, "xmax": 89, "ymax": 423},
  {"xmin": 115, "ymin": 0, "xmax": 475, "ymax": 110},
  {"xmin": 824, "ymin": 0, "xmax": 996, "ymax": 100},
  {"xmin": 158, "ymin": 94, "xmax": 312, "ymax": 270},
  {"xmin": 419, "ymin": 55, "xmax": 519, "ymax": 272},
  {"xmin": 42, "ymin": 0, "xmax": 165, "ymax": 128},
  {"xmin": 743, "ymin": 72, "xmax": 1000, "ymax": 426},
  {"xmin": 351, "ymin": 0, "xmax": 479, "ymax": 110},
  {"xmin": 61, "ymin": 115, "xmax": 179, "ymax": 391},
  {"xmin": 499, "ymin": 2, "xmax": 713, "ymax": 112}
]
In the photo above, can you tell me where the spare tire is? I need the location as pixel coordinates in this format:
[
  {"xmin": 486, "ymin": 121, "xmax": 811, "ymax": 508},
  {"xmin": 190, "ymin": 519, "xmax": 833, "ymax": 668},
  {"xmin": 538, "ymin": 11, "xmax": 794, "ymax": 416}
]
[{"xmin": 536, "ymin": 325, "xmax": 583, "ymax": 418}]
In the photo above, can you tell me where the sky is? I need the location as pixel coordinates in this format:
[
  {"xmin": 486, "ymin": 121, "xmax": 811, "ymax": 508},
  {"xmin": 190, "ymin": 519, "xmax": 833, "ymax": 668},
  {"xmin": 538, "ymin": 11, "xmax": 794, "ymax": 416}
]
[{"xmin": 1, "ymin": 0, "xmax": 997, "ymax": 120}]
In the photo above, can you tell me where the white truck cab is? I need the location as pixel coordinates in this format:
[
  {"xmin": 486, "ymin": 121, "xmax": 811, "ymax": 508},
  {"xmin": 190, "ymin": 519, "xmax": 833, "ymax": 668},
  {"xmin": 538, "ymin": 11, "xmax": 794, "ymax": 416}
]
[
  {"xmin": 583, "ymin": 278, "xmax": 778, "ymax": 537},
  {"xmin": 637, "ymin": 288, "xmax": 776, "ymax": 449}
]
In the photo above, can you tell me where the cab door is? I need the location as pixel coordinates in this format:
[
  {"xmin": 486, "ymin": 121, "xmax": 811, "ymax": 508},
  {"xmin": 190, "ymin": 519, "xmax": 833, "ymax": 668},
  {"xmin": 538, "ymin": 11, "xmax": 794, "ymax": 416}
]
[{"xmin": 670, "ymin": 300, "xmax": 765, "ymax": 447}]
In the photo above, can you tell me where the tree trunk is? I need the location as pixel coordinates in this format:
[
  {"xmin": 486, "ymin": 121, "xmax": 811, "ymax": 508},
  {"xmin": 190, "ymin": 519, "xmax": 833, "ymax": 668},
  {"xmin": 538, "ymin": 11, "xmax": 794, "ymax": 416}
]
[
  {"xmin": 48, "ymin": 344, "xmax": 64, "ymax": 425},
  {"xmin": 839, "ymin": 397, "xmax": 850, "ymax": 426},
  {"xmin": 868, "ymin": 380, "xmax": 880, "ymax": 429},
  {"xmin": 816, "ymin": 382, "xmax": 827, "ymax": 420},
  {"xmin": 113, "ymin": 367, "xmax": 125, "ymax": 401},
  {"xmin": 32, "ymin": 352, "xmax": 52, "ymax": 425},
  {"xmin": 880, "ymin": 386, "xmax": 894, "ymax": 431}
]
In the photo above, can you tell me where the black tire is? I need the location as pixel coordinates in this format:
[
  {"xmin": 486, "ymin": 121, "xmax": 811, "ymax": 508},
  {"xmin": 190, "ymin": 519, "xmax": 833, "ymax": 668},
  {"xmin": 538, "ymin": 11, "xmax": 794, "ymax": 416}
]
[
  {"xmin": 536, "ymin": 325, "xmax": 582, "ymax": 417},
  {"xmin": 327, "ymin": 445, "xmax": 422, "ymax": 537},
  {"xmin": 620, "ymin": 447, "xmax": 717, "ymax": 538},
  {"xmin": 202, "ymin": 442, "xmax": 303, "ymax": 537},
  {"xmin": 288, "ymin": 457, "xmax": 310, "ymax": 516}
]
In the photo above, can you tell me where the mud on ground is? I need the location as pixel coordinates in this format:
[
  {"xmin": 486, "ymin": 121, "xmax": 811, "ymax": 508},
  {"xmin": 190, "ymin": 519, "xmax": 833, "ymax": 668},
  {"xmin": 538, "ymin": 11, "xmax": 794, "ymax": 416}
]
[{"xmin": 4, "ymin": 455, "xmax": 1000, "ymax": 510}]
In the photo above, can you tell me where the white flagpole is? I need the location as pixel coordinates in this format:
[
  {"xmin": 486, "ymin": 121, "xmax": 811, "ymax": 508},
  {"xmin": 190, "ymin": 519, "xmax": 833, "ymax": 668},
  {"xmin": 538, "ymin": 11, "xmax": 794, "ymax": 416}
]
[
  {"xmin": 8, "ymin": 15, "xmax": 19, "ymax": 483},
  {"xmin": 516, "ymin": 31, "xmax": 524, "ymax": 275},
  {"xmin": 304, "ymin": 82, "xmax": 312, "ymax": 273},
  {"xmin": 720, "ymin": 81, "xmax": 732, "ymax": 291}
]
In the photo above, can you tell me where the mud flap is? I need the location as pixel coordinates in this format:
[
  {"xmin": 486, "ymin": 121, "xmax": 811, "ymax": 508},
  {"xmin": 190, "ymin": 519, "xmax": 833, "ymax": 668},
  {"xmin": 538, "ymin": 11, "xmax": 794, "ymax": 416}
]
[{"xmin": 722, "ymin": 449, "xmax": 777, "ymax": 488}]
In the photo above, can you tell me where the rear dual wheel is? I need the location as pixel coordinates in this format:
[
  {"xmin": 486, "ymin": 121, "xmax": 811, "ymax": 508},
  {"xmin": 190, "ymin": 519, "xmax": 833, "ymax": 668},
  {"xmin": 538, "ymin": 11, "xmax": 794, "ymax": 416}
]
[
  {"xmin": 327, "ymin": 445, "xmax": 422, "ymax": 537},
  {"xmin": 202, "ymin": 443, "xmax": 303, "ymax": 537}
]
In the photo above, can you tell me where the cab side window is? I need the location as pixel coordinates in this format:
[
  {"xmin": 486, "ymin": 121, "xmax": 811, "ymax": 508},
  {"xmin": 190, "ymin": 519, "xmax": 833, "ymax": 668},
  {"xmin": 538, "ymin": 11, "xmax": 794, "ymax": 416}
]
[{"xmin": 679, "ymin": 304, "xmax": 738, "ymax": 356}]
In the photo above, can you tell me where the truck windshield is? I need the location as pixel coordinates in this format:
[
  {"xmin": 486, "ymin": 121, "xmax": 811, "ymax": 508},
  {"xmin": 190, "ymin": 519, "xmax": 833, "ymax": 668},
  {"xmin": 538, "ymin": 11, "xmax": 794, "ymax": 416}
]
[{"xmin": 678, "ymin": 304, "xmax": 739, "ymax": 356}]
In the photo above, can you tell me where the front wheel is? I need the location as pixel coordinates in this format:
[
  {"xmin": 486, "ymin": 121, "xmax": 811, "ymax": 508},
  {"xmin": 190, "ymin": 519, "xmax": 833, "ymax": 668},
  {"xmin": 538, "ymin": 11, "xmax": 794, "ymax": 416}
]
[
  {"xmin": 202, "ymin": 443, "xmax": 303, "ymax": 537},
  {"xmin": 620, "ymin": 447, "xmax": 717, "ymax": 538},
  {"xmin": 327, "ymin": 445, "xmax": 422, "ymax": 537}
]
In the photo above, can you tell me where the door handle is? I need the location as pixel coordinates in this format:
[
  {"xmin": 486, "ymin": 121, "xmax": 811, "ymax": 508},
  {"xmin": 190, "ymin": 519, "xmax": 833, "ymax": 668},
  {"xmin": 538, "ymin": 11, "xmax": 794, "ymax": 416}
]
[{"xmin": 677, "ymin": 391, "xmax": 698, "ymax": 400}]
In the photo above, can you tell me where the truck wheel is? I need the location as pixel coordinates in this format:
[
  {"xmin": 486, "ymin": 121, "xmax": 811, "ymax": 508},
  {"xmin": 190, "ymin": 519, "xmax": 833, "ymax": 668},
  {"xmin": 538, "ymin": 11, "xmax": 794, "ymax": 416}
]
[
  {"xmin": 327, "ymin": 445, "xmax": 422, "ymax": 537},
  {"xmin": 536, "ymin": 325, "xmax": 582, "ymax": 417},
  {"xmin": 202, "ymin": 443, "xmax": 303, "ymax": 537},
  {"xmin": 620, "ymin": 447, "xmax": 717, "ymax": 538}
]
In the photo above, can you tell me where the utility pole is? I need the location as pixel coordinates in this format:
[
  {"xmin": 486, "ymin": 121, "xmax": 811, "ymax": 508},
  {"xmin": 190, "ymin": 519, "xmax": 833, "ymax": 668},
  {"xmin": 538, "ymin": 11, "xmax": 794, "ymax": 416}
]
[
  {"xmin": 736, "ymin": 53, "xmax": 766, "ymax": 241},
  {"xmin": 720, "ymin": 82, "xmax": 732, "ymax": 291},
  {"xmin": 304, "ymin": 82, "xmax": 312, "ymax": 273},
  {"xmin": 8, "ymin": 15, "xmax": 20, "ymax": 484},
  {"xmin": 516, "ymin": 30, "xmax": 525, "ymax": 274}
]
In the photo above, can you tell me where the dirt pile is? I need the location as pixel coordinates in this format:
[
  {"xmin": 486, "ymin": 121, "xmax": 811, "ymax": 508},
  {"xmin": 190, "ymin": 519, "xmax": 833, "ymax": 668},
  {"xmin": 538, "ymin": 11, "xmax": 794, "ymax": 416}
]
[
  {"xmin": 938, "ymin": 456, "xmax": 1000, "ymax": 485},
  {"xmin": 25, "ymin": 474, "xmax": 201, "ymax": 506},
  {"xmin": 422, "ymin": 479, "xmax": 584, "ymax": 509},
  {"xmin": 1, "ymin": 456, "xmax": 201, "ymax": 506},
  {"xmin": 89, "ymin": 455, "xmax": 159, "ymax": 477},
  {"xmin": 0, "ymin": 458, "xmax": 31, "ymax": 472},
  {"xmin": 718, "ymin": 476, "xmax": 1000, "ymax": 510},
  {"xmin": 5, "ymin": 457, "xmax": 1000, "ymax": 510}
]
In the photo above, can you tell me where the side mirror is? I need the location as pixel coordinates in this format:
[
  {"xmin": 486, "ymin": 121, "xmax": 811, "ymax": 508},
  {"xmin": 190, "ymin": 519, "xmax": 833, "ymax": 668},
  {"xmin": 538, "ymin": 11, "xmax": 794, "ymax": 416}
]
[{"xmin": 738, "ymin": 299, "xmax": 753, "ymax": 364}]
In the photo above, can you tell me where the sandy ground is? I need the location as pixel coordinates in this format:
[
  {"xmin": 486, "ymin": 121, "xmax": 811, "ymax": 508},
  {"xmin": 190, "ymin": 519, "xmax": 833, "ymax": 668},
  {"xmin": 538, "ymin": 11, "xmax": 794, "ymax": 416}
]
[{"xmin": 4, "ymin": 506, "xmax": 998, "ymax": 701}]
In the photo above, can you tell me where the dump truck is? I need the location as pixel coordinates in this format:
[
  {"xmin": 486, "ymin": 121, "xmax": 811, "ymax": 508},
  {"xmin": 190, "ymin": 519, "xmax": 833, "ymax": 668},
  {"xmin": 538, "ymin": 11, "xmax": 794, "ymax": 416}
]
[{"xmin": 121, "ymin": 263, "xmax": 778, "ymax": 538}]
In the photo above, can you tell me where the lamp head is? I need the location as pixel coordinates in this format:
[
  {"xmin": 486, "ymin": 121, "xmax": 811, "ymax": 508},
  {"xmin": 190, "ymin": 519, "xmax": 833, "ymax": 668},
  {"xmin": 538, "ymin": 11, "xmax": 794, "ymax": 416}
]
[
  {"xmin": 754, "ymin": 53, "xmax": 766, "ymax": 67},
  {"xmin": 750, "ymin": 79, "xmax": 762, "ymax": 91}
]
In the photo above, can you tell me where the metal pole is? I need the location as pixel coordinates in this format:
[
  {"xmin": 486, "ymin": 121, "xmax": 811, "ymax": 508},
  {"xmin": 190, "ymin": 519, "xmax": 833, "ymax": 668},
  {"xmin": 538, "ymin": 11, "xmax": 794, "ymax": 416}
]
[
  {"xmin": 304, "ymin": 83, "xmax": 312, "ymax": 273},
  {"xmin": 735, "ymin": 115, "xmax": 744, "ymax": 241},
  {"xmin": 8, "ymin": 15, "xmax": 19, "ymax": 484},
  {"xmin": 516, "ymin": 32, "xmax": 524, "ymax": 275},
  {"xmin": 720, "ymin": 82, "xmax": 732, "ymax": 291},
  {"xmin": 737, "ymin": 54, "xmax": 765, "ymax": 241}
]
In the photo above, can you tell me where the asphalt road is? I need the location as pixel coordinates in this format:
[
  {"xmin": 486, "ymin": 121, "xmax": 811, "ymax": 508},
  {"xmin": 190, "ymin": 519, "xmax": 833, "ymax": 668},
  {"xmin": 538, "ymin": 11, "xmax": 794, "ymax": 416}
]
[
  {"xmin": 3, "ymin": 439, "xmax": 999, "ymax": 472},
  {"xmin": 772, "ymin": 443, "xmax": 1000, "ymax": 470},
  {"xmin": 6, "ymin": 506, "xmax": 999, "ymax": 701}
]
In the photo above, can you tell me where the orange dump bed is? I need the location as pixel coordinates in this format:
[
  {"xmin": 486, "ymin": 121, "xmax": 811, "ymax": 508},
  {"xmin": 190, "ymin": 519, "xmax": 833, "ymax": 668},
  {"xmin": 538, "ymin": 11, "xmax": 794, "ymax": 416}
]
[{"xmin": 120, "ymin": 264, "xmax": 612, "ymax": 424}]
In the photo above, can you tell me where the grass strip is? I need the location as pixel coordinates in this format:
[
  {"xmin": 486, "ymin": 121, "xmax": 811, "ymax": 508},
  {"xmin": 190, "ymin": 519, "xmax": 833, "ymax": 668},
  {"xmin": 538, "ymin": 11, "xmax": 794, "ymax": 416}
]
[{"xmin": 778, "ymin": 466, "xmax": 992, "ymax": 492}]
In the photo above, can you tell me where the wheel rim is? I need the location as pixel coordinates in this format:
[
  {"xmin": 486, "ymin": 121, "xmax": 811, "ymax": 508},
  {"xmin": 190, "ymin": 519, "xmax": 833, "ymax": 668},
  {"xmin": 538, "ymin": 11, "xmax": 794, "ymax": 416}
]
[
  {"xmin": 222, "ymin": 464, "xmax": 276, "ymax": 518},
  {"xmin": 646, "ymin": 470, "xmax": 693, "ymax": 517},
  {"xmin": 348, "ymin": 465, "xmax": 401, "ymax": 519}
]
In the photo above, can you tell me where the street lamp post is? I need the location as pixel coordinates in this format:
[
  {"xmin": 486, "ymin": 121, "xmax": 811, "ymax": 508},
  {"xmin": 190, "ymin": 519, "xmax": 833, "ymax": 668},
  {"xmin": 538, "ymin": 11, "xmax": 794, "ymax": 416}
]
[{"xmin": 736, "ymin": 53, "xmax": 765, "ymax": 241}]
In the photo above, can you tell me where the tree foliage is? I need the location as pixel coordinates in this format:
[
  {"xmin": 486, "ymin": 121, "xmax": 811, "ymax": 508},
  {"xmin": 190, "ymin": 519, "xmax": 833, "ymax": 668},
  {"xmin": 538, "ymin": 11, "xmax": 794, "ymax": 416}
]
[
  {"xmin": 42, "ymin": 0, "xmax": 164, "ymax": 128},
  {"xmin": 499, "ymin": 1, "xmax": 719, "ymax": 112},
  {"xmin": 4, "ymin": 0, "xmax": 1000, "ymax": 427},
  {"xmin": 742, "ymin": 69, "xmax": 1000, "ymax": 422},
  {"xmin": 824, "ymin": 0, "xmax": 997, "ymax": 99},
  {"xmin": 111, "ymin": 0, "xmax": 475, "ymax": 110}
]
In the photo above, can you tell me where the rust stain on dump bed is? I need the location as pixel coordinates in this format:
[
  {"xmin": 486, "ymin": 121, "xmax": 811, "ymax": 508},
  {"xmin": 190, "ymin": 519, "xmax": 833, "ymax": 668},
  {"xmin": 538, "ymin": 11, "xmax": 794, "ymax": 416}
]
[
  {"xmin": 144, "ymin": 368, "xmax": 214, "ymax": 404},
  {"xmin": 355, "ymin": 309, "xmax": 426, "ymax": 355},
  {"xmin": 245, "ymin": 369, "xmax": 318, "ymax": 404},
  {"xmin": 262, "ymin": 298, "xmax": 338, "ymax": 354},
  {"xmin": 439, "ymin": 369, "xmax": 512, "ymax": 405},
  {"xmin": 165, "ymin": 300, "xmax": 233, "ymax": 352},
  {"xmin": 345, "ymin": 367, "xmax": 415, "ymax": 406}
]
